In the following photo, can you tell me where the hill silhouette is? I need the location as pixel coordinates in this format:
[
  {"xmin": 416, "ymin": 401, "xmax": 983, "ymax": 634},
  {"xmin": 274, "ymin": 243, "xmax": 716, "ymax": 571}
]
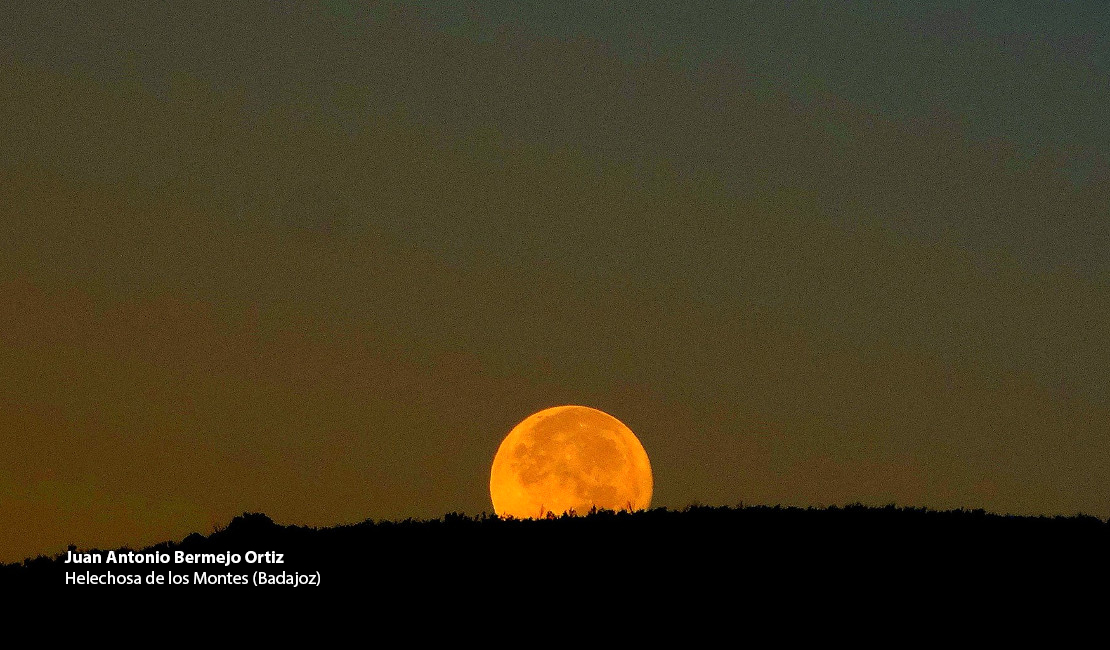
[{"xmin": 6, "ymin": 504, "xmax": 1108, "ymax": 601}]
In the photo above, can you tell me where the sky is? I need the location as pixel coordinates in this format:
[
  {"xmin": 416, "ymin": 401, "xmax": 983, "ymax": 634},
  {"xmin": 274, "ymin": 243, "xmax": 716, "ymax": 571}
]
[{"xmin": 2, "ymin": 1, "xmax": 1109, "ymax": 561}]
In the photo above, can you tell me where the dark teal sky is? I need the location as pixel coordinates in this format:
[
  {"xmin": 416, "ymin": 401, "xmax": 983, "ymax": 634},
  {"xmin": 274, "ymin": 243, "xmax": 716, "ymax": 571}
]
[
  {"xmin": 2, "ymin": 2, "xmax": 1108, "ymax": 561},
  {"xmin": 6, "ymin": 2, "xmax": 1108, "ymax": 273},
  {"xmin": 435, "ymin": 1, "xmax": 1109, "ymax": 156}
]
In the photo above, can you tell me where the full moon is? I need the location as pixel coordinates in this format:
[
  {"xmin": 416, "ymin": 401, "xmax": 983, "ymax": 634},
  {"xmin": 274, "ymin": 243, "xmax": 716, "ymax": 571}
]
[{"xmin": 489, "ymin": 405, "xmax": 653, "ymax": 518}]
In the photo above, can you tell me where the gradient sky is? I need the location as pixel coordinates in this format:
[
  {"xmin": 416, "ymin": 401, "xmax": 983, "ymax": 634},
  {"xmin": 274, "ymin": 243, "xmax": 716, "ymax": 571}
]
[{"xmin": 2, "ymin": 1, "xmax": 1109, "ymax": 561}]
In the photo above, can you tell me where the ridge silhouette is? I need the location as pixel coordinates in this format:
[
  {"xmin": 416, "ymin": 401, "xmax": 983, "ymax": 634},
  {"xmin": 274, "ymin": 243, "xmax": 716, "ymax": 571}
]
[{"xmin": 6, "ymin": 504, "xmax": 1108, "ymax": 599}]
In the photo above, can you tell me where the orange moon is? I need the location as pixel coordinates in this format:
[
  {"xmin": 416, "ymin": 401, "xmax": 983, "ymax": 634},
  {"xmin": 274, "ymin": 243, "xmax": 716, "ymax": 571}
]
[{"xmin": 489, "ymin": 405, "xmax": 653, "ymax": 518}]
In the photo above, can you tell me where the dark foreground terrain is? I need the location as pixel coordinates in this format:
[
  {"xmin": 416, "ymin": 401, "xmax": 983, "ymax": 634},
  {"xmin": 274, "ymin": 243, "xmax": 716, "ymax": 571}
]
[{"xmin": 6, "ymin": 505, "xmax": 1108, "ymax": 602}]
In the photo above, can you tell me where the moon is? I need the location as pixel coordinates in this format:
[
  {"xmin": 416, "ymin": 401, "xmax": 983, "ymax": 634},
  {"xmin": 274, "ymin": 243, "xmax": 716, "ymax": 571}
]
[{"xmin": 489, "ymin": 405, "xmax": 653, "ymax": 518}]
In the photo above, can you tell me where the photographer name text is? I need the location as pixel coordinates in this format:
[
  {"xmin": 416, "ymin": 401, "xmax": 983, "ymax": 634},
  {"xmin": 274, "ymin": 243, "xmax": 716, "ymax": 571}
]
[{"xmin": 65, "ymin": 550, "xmax": 283, "ymax": 566}]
